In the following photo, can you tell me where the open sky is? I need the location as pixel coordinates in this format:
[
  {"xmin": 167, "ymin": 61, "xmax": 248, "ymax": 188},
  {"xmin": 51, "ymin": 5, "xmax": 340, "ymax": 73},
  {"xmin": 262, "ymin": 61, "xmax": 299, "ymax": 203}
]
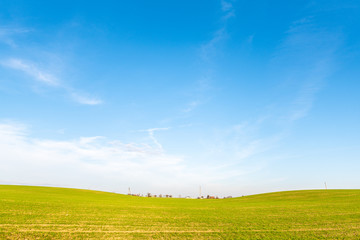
[{"xmin": 0, "ymin": 0, "xmax": 359, "ymax": 197}]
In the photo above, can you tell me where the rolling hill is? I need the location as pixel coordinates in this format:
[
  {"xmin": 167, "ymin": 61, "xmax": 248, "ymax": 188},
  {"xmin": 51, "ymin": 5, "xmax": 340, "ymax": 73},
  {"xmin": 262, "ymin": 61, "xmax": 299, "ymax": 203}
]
[{"xmin": 1, "ymin": 185, "xmax": 360, "ymax": 239}]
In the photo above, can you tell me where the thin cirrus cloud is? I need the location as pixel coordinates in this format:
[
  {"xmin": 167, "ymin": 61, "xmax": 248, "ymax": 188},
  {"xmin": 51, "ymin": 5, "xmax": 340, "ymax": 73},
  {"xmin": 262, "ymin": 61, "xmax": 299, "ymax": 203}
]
[
  {"xmin": 221, "ymin": 0, "xmax": 235, "ymax": 20},
  {"xmin": 138, "ymin": 127, "xmax": 170, "ymax": 151},
  {"xmin": 2, "ymin": 58, "xmax": 59, "ymax": 86},
  {"xmin": 183, "ymin": 1, "xmax": 236, "ymax": 115},
  {"xmin": 0, "ymin": 122, "xmax": 182, "ymax": 192},
  {"xmin": 0, "ymin": 27, "xmax": 32, "ymax": 47},
  {"xmin": 0, "ymin": 121, "xmax": 257, "ymax": 195},
  {"xmin": 272, "ymin": 17, "xmax": 340, "ymax": 122},
  {"xmin": 70, "ymin": 92, "xmax": 103, "ymax": 106},
  {"xmin": 200, "ymin": 0, "xmax": 235, "ymax": 61},
  {"xmin": 1, "ymin": 58, "xmax": 102, "ymax": 105}
]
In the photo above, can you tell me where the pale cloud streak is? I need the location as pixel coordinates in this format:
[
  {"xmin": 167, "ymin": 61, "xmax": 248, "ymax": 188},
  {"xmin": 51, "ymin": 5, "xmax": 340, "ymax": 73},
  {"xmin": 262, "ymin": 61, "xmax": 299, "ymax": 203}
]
[
  {"xmin": 207, "ymin": 17, "xmax": 342, "ymax": 175},
  {"xmin": 200, "ymin": 122, "xmax": 282, "ymax": 169},
  {"xmin": 200, "ymin": 28, "xmax": 227, "ymax": 61},
  {"xmin": 0, "ymin": 121, "xmax": 261, "ymax": 196},
  {"xmin": 0, "ymin": 26, "xmax": 31, "ymax": 47},
  {"xmin": 139, "ymin": 127, "xmax": 170, "ymax": 151},
  {"xmin": 0, "ymin": 122, "xmax": 182, "ymax": 193},
  {"xmin": 272, "ymin": 17, "xmax": 340, "ymax": 122},
  {"xmin": 2, "ymin": 58, "xmax": 59, "ymax": 86},
  {"xmin": 214, "ymin": 18, "xmax": 341, "ymax": 173},
  {"xmin": 200, "ymin": 0, "xmax": 235, "ymax": 61},
  {"xmin": 70, "ymin": 92, "xmax": 103, "ymax": 105},
  {"xmin": 199, "ymin": 17, "xmax": 341, "ymax": 182},
  {"xmin": 221, "ymin": 0, "xmax": 236, "ymax": 20},
  {"xmin": 1, "ymin": 58, "xmax": 102, "ymax": 105},
  {"xmin": 289, "ymin": 81, "xmax": 321, "ymax": 121},
  {"xmin": 0, "ymin": 24, "xmax": 101, "ymax": 105},
  {"xmin": 188, "ymin": 0, "xmax": 236, "ymax": 114},
  {"xmin": 181, "ymin": 76, "xmax": 212, "ymax": 114},
  {"xmin": 174, "ymin": 1, "xmax": 236, "ymax": 117},
  {"xmin": 183, "ymin": 100, "xmax": 202, "ymax": 113}
]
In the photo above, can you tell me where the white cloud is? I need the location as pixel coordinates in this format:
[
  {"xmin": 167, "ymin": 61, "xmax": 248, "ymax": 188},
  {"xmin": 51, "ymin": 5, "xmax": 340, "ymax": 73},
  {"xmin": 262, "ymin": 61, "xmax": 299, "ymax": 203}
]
[
  {"xmin": 139, "ymin": 127, "xmax": 170, "ymax": 151},
  {"xmin": 190, "ymin": 0, "xmax": 236, "ymax": 114},
  {"xmin": 272, "ymin": 17, "xmax": 340, "ymax": 121},
  {"xmin": 0, "ymin": 24, "xmax": 102, "ymax": 105},
  {"xmin": 180, "ymin": 77, "xmax": 212, "ymax": 115},
  {"xmin": 0, "ymin": 27, "xmax": 31, "ymax": 36},
  {"xmin": 1, "ymin": 58, "xmax": 59, "ymax": 86},
  {"xmin": 200, "ymin": 1, "xmax": 236, "ymax": 61},
  {"xmin": 247, "ymin": 34, "xmax": 254, "ymax": 44},
  {"xmin": 0, "ymin": 121, "xmax": 269, "ymax": 196},
  {"xmin": 200, "ymin": 28, "xmax": 227, "ymax": 61},
  {"xmin": 0, "ymin": 27, "xmax": 31, "ymax": 47},
  {"xmin": 70, "ymin": 92, "xmax": 103, "ymax": 105},
  {"xmin": 288, "ymin": 82, "xmax": 321, "ymax": 121},
  {"xmin": 200, "ymin": 122, "xmax": 281, "ymax": 168},
  {"xmin": 183, "ymin": 100, "xmax": 202, "ymax": 113},
  {"xmin": 221, "ymin": 0, "xmax": 233, "ymax": 12},
  {"xmin": 221, "ymin": 0, "xmax": 235, "ymax": 20},
  {"xmin": 0, "ymin": 122, "xmax": 184, "ymax": 194},
  {"xmin": 1, "ymin": 58, "xmax": 103, "ymax": 105}
]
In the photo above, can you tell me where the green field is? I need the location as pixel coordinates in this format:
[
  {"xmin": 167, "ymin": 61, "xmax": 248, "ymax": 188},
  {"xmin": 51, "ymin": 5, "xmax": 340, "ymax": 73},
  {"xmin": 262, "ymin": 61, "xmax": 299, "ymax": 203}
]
[{"xmin": 1, "ymin": 185, "xmax": 360, "ymax": 239}]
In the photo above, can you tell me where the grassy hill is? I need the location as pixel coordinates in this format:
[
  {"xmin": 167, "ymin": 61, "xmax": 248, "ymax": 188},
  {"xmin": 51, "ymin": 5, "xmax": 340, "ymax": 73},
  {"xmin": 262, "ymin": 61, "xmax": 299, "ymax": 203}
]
[{"xmin": 1, "ymin": 185, "xmax": 360, "ymax": 239}]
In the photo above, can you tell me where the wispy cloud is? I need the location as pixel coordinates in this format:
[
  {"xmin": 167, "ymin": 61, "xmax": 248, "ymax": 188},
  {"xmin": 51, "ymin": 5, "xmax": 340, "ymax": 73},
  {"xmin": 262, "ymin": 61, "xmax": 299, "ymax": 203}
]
[
  {"xmin": 0, "ymin": 122, "xmax": 182, "ymax": 193},
  {"xmin": 0, "ymin": 27, "xmax": 31, "ymax": 36},
  {"xmin": 0, "ymin": 121, "xmax": 260, "ymax": 196},
  {"xmin": 181, "ymin": 76, "xmax": 213, "ymax": 114},
  {"xmin": 272, "ymin": 17, "xmax": 340, "ymax": 122},
  {"xmin": 200, "ymin": 0, "xmax": 235, "ymax": 60},
  {"xmin": 200, "ymin": 28, "xmax": 227, "ymax": 61},
  {"xmin": 183, "ymin": 100, "xmax": 202, "ymax": 113},
  {"xmin": 0, "ymin": 26, "xmax": 32, "ymax": 47},
  {"xmin": 221, "ymin": 0, "xmax": 236, "ymax": 20},
  {"xmin": 0, "ymin": 58, "xmax": 102, "ymax": 105},
  {"xmin": 70, "ymin": 92, "xmax": 103, "ymax": 105},
  {"xmin": 190, "ymin": 0, "xmax": 236, "ymax": 113},
  {"xmin": 221, "ymin": 0, "xmax": 233, "ymax": 12},
  {"xmin": 2, "ymin": 58, "xmax": 59, "ymax": 86},
  {"xmin": 206, "ymin": 16, "xmax": 342, "ymax": 179},
  {"xmin": 0, "ymin": 24, "xmax": 101, "ymax": 106},
  {"xmin": 200, "ymin": 121, "xmax": 282, "ymax": 168},
  {"xmin": 139, "ymin": 127, "xmax": 170, "ymax": 151},
  {"xmin": 288, "ymin": 80, "xmax": 321, "ymax": 121},
  {"xmin": 196, "ymin": 16, "xmax": 342, "ymax": 186}
]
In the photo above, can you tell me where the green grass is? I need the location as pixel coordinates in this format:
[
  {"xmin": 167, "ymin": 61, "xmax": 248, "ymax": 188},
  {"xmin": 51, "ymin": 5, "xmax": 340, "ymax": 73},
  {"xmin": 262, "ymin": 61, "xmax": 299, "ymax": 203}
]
[{"xmin": 1, "ymin": 185, "xmax": 360, "ymax": 239}]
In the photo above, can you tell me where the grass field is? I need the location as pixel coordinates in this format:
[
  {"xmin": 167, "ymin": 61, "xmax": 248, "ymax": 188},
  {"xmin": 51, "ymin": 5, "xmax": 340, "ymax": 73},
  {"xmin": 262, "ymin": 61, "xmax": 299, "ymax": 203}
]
[{"xmin": 1, "ymin": 185, "xmax": 360, "ymax": 239}]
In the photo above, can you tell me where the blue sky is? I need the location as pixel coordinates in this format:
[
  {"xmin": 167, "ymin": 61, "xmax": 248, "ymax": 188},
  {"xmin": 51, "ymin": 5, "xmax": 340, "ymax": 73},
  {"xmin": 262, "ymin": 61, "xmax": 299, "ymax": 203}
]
[{"xmin": 0, "ymin": 0, "xmax": 359, "ymax": 197}]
